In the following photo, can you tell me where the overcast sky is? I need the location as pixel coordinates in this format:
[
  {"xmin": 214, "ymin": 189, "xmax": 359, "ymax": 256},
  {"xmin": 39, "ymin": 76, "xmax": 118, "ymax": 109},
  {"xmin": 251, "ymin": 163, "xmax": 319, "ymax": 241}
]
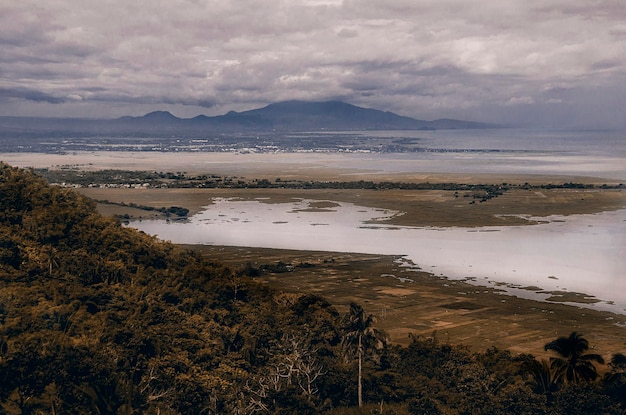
[{"xmin": 1, "ymin": 0, "xmax": 625, "ymax": 128}]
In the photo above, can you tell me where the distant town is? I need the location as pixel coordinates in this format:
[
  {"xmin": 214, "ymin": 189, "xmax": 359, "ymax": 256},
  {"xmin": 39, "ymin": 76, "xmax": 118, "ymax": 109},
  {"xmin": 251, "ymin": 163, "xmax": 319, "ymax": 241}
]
[{"xmin": 0, "ymin": 132, "xmax": 425, "ymax": 154}]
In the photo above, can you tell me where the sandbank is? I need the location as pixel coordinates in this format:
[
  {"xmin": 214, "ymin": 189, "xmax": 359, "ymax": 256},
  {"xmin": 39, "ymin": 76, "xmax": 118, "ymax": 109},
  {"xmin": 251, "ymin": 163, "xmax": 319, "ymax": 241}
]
[{"xmin": 2, "ymin": 150, "xmax": 624, "ymax": 184}]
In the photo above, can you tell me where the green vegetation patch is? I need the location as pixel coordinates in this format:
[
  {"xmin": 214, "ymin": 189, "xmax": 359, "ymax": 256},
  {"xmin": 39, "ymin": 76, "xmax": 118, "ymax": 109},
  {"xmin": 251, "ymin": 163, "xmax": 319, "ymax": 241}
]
[
  {"xmin": 544, "ymin": 291, "xmax": 602, "ymax": 304},
  {"xmin": 439, "ymin": 301, "xmax": 485, "ymax": 310}
]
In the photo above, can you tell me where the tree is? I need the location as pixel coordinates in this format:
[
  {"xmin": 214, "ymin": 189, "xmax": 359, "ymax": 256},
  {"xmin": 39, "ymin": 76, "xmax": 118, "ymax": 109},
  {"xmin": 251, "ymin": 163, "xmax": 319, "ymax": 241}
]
[
  {"xmin": 525, "ymin": 358, "xmax": 560, "ymax": 405},
  {"xmin": 603, "ymin": 353, "xmax": 626, "ymax": 406},
  {"xmin": 244, "ymin": 332, "xmax": 326, "ymax": 413},
  {"xmin": 544, "ymin": 332, "xmax": 605, "ymax": 384},
  {"xmin": 341, "ymin": 302, "xmax": 386, "ymax": 407},
  {"xmin": 1, "ymin": 338, "xmax": 51, "ymax": 415},
  {"xmin": 408, "ymin": 395, "xmax": 443, "ymax": 415}
]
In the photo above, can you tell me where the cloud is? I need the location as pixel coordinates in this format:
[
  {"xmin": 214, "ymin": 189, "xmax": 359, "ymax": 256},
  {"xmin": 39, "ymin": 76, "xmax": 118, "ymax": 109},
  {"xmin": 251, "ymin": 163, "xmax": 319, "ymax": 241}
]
[
  {"xmin": 506, "ymin": 96, "xmax": 535, "ymax": 106},
  {"xmin": 0, "ymin": 0, "xmax": 625, "ymax": 127},
  {"xmin": 65, "ymin": 94, "xmax": 84, "ymax": 102},
  {"xmin": 0, "ymin": 87, "xmax": 66, "ymax": 104}
]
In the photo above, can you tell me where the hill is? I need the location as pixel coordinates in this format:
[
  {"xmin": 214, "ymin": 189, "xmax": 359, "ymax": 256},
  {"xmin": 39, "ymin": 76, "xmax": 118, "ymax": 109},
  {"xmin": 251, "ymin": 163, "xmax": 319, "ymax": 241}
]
[
  {"xmin": 0, "ymin": 163, "xmax": 347, "ymax": 413},
  {"xmin": 217, "ymin": 100, "xmax": 432, "ymax": 130}
]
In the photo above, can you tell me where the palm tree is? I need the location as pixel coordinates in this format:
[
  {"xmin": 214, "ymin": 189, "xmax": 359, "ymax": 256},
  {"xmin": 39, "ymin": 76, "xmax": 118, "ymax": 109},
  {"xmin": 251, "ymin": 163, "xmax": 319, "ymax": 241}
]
[
  {"xmin": 525, "ymin": 358, "xmax": 560, "ymax": 404},
  {"xmin": 341, "ymin": 302, "xmax": 386, "ymax": 407},
  {"xmin": 544, "ymin": 331, "xmax": 605, "ymax": 384},
  {"xmin": 609, "ymin": 352, "xmax": 626, "ymax": 370},
  {"xmin": 604, "ymin": 353, "xmax": 626, "ymax": 405}
]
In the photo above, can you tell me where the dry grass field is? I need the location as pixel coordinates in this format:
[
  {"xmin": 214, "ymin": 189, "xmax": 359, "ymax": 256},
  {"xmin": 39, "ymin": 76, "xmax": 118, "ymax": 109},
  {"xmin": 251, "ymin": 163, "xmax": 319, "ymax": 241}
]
[
  {"xmin": 184, "ymin": 245, "xmax": 626, "ymax": 360},
  {"xmin": 78, "ymin": 185, "xmax": 625, "ymax": 227}
]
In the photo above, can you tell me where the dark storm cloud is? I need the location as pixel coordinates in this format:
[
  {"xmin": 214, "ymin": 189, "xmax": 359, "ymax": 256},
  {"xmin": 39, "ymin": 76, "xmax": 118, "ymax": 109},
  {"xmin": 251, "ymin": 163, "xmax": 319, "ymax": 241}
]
[{"xmin": 0, "ymin": 87, "xmax": 66, "ymax": 104}]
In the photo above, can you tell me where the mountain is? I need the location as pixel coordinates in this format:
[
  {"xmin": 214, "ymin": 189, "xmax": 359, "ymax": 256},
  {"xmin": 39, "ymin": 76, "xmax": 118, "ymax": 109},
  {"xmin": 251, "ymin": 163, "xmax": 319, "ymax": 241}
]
[
  {"xmin": 219, "ymin": 100, "xmax": 433, "ymax": 130},
  {"xmin": 117, "ymin": 100, "xmax": 494, "ymax": 131},
  {"xmin": 122, "ymin": 110, "xmax": 180, "ymax": 122}
]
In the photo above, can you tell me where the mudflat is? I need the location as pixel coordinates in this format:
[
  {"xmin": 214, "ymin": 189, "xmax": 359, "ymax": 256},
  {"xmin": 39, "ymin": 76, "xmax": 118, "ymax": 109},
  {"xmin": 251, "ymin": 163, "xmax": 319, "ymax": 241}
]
[{"xmin": 185, "ymin": 245, "xmax": 626, "ymax": 359}]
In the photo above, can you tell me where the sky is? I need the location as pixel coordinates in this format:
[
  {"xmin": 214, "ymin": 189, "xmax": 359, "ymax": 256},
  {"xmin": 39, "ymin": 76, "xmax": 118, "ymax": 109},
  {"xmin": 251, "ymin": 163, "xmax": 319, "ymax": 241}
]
[{"xmin": 1, "ymin": 0, "xmax": 626, "ymax": 128}]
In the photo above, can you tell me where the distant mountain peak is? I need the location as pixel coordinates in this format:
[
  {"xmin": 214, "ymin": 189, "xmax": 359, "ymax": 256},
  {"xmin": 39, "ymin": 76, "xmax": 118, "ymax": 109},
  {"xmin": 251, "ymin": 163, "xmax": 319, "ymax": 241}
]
[
  {"xmin": 142, "ymin": 111, "xmax": 179, "ymax": 120},
  {"xmin": 259, "ymin": 100, "xmax": 367, "ymax": 113}
]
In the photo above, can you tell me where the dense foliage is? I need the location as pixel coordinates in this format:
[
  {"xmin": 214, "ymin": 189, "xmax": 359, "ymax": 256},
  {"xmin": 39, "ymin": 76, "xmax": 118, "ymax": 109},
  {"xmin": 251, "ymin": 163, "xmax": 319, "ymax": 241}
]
[
  {"xmin": 37, "ymin": 167, "xmax": 624, "ymax": 192},
  {"xmin": 1, "ymin": 163, "xmax": 625, "ymax": 414}
]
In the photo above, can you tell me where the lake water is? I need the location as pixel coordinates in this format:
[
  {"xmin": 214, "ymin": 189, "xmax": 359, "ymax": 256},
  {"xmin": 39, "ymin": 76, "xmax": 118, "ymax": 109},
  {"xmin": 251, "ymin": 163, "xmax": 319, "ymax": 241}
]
[
  {"xmin": 130, "ymin": 198, "xmax": 626, "ymax": 314},
  {"xmin": 2, "ymin": 128, "xmax": 626, "ymax": 180},
  {"xmin": 319, "ymin": 128, "xmax": 626, "ymax": 180}
]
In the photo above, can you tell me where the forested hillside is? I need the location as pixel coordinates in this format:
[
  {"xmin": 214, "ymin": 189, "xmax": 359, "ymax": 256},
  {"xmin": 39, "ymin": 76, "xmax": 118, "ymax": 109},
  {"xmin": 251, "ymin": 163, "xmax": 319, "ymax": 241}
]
[{"xmin": 1, "ymin": 163, "xmax": 625, "ymax": 414}]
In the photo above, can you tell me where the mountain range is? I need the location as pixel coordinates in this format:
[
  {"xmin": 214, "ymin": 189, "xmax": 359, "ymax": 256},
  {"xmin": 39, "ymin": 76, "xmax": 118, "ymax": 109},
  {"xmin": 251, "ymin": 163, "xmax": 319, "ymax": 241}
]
[
  {"xmin": 0, "ymin": 101, "xmax": 496, "ymax": 138},
  {"xmin": 119, "ymin": 100, "xmax": 494, "ymax": 131}
]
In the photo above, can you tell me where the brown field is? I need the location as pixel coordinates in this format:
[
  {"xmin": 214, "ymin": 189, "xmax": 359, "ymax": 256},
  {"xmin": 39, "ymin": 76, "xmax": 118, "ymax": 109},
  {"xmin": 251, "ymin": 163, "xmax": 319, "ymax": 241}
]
[{"xmin": 75, "ymin": 177, "xmax": 626, "ymax": 360}]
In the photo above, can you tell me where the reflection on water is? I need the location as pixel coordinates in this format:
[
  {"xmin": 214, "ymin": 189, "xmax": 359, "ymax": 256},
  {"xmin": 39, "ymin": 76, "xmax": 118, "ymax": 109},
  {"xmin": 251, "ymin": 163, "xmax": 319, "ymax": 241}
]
[{"xmin": 130, "ymin": 198, "xmax": 626, "ymax": 314}]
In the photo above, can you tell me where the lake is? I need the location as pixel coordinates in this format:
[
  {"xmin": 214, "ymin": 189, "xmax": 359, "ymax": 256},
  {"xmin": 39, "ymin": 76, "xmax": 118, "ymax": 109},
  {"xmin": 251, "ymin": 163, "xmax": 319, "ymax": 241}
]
[
  {"xmin": 124, "ymin": 129, "xmax": 625, "ymax": 313},
  {"xmin": 130, "ymin": 198, "xmax": 626, "ymax": 314}
]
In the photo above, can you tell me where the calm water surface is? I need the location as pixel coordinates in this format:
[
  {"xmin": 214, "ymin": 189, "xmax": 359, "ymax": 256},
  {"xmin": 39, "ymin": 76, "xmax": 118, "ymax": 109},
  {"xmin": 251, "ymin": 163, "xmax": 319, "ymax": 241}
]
[{"xmin": 130, "ymin": 198, "xmax": 626, "ymax": 314}]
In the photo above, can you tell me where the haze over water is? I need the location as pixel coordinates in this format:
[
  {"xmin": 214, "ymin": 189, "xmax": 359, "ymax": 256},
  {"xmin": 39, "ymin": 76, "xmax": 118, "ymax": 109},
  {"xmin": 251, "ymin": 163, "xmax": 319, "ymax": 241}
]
[{"xmin": 335, "ymin": 129, "xmax": 626, "ymax": 181}]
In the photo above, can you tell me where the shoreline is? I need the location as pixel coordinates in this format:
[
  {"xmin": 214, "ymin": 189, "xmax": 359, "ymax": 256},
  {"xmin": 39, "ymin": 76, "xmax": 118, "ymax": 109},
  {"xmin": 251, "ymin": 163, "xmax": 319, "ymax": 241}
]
[
  {"xmin": 128, "ymin": 200, "xmax": 626, "ymax": 315},
  {"xmin": 80, "ymin": 186, "xmax": 625, "ymax": 228},
  {"xmin": 2, "ymin": 150, "xmax": 625, "ymax": 184}
]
